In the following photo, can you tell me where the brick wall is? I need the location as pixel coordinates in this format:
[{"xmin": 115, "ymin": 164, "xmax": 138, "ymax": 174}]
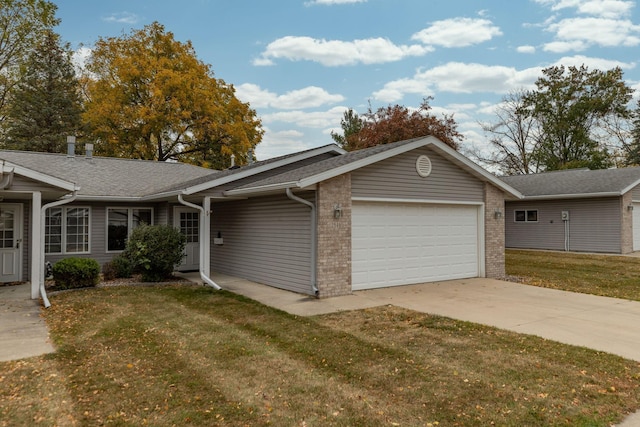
[
  {"xmin": 484, "ymin": 183, "xmax": 505, "ymax": 278},
  {"xmin": 621, "ymin": 192, "xmax": 633, "ymax": 254},
  {"xmin": 316, "ymin": 174, "xmax": 352, "ymax": 298}
]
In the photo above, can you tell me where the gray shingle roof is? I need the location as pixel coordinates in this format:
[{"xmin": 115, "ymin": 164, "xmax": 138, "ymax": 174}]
[
  {"xmin": 0, "ymin": 150, "xmax": 217, "ymax": 197},
  {"xmin": 500, "ymin": 167, "xmax": 640, "ymax": 197}
]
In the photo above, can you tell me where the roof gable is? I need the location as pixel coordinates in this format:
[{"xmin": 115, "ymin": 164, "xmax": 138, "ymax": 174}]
[{"xmin": 224, "ymin": 136, "xmax": 522, "ymax": 199}]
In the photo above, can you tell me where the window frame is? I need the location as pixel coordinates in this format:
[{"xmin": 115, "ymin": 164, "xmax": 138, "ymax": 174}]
[
  {"xmin": 514, "ymin": 209, "xmax": 538, "ymax": 223},
  {"xmin": 45, "ymin": 206, "xmax": 91, "ymax": 255},
  {"xmin": 106, "ymin": 207, "xmax": 154, "ymax": 253}
]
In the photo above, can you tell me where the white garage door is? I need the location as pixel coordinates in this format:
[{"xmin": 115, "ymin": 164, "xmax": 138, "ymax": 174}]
[
  {"xmin": 352, "ymin": 201, "xmax": 480, "ymax": 290},
  {"xmin": 633, "ymin": 203, "xmax": 640, "ymax": 251}
]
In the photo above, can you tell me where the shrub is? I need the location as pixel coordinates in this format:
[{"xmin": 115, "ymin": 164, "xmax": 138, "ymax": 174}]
[
  {"xmin": 102, "ymin": 254, "xmax": 133, "ymax": 281},
  {"xmin": 123, "ymin": 224, "xmax": 186, "ymax": 282},
  {"xmin": 52, "ymin": 257, "xmax": 101, "ymax": 290}
]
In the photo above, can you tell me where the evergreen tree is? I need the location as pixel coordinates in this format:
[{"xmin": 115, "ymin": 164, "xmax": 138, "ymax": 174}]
[{"xmin": 5, "ymin": 29, "xmax": 82, "ymax": 152}]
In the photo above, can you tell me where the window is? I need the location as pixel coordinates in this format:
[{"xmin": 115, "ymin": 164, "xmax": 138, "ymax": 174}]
[
  {"xmin": 514, "ymin": 209, "xmax": 538, "ymax": 222},
  {"xmin": 107, "ymin": 207, "xmax": 153, "ymax": 251},
  {"xmin": 45, "ymin": 207, "xmax": 90, "ymax": 254}
]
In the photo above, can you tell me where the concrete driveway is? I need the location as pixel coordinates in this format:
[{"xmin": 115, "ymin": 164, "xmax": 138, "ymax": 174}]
[
  {"xmin": 0, "ymin": 283, "xmax": 54, "ymax": 362},
  {"xmin": 211, "ymin": 273, "xmax": 640, "ymax": 362}
]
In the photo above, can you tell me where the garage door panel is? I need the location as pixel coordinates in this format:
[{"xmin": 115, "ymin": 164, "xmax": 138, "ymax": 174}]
[{"xmin": 352, "ymin": 202, "xmax": 479, "ymax": 290}]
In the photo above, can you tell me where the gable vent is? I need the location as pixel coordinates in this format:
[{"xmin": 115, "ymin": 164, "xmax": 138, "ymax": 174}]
[{"xmin": 416, "ymin": 155, "xmax": 432, "ymax": 177}]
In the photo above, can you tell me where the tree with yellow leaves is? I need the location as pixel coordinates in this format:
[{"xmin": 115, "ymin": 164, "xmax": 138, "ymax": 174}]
[{"xmin": 83, "ymin": 22, "xmax": 263, "ymax": 168}]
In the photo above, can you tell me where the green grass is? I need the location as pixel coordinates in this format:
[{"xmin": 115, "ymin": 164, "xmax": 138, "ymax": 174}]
[
  {"xmin": 506, "ymin": 249, "xmax": 640, "ymax": 300},
  {"xmin": 2, "ymin": 283, "xmax": 640, "ymax": 426}
]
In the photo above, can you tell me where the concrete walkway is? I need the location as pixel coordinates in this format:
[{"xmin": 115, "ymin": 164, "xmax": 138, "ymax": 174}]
[{"xmin": 0, "ymin": 283, "xmax": 54, "ymax": 362}]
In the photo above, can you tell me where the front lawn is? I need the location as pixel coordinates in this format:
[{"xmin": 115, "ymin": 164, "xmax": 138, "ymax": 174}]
[
  {"xmin": 506, "ymin": 249, "xmax": 640, "ymax": 301},
  {"xmin": 2, "ymin": 284, "xmax": 640, "ymax": 426}
]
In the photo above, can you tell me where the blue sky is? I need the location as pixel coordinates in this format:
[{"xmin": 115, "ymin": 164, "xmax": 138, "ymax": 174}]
[{"xmin": 54, "ymin": 0, "xmax": 640, "ymax": 163}]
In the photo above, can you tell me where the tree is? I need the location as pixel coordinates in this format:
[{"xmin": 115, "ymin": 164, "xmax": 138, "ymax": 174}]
[
  {"xmin": 332, "ymin": 98, "xmax": 462, "ymax": 152},
  {"xmin": 330, "ymin": 108, "xmax": 363, "ymax": 151},
  {"xmin": 478, "ymin": 90, "xmax": 542, "ymax": 175},
  {"xmin": 83, "ymin": 22, "xmax": 263, "ymax": 168},
  {"xmin": 522, "ymin": 65, "xmax": 633, "ymax": 171},
  {"xmin": 0, "ymin": 0, "xmax": 58, "ymax": 131},
  {"xmin": 626, "ymin": 99, "xmax": 640, "ymax": 166},
  {"xmin": 4, "ymin": 29, "xmax": 83, "ymax": 152}
]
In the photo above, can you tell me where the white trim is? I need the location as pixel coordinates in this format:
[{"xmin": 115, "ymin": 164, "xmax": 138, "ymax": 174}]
[
  {"xmin": 352, "ymin": 196, "xmax": 484, "ymax": 206},
  {"xmin": 478, "ymin": 204, "xmax": 486, "ymax": 278},
  {"xmin": 173, "ymin": 205, "xmax": 200, "ymax": 271},
  {"xmin": 0, "ymin": 203, "xmax": 24, "ymax": 283},
  {"xmin": 183, "ymin": 144, "xmax": 345, "ymax": 195},
  {"xmin": 521, "ymin": 192, "xmax": 621, "ymax": 200},
  {"xmin": 44, "ymin": 206, "xmax": 92, "ymax": 255},
  {"xmin": 1, "ymin": 162, "xmax": 78, "ymax": 191},
  {"xmin": 31, "ymin": 195, "xmax": 41, "ymax": 299},
  {"xmin": 620, "ymin": 178, "xmax": 640, "ymax": 196}
]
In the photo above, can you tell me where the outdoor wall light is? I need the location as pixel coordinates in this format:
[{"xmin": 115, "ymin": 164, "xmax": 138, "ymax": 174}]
[
  {"xmin": 333, "ymin": 204, "xmax": 342, "ymax": 219},
  {"xmin": 494, "ymin": 209, "xmax": 503, "ymax": 219},
  {"xmin": 628, "ymin": 205, "xmax": 634, "ymax": 211}
]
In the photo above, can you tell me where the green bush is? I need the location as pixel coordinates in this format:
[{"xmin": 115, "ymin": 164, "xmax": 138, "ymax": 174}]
[
  {"xmin": 102, "ymin": 254, "xmax": 133, "ymax": 281},
  {"xmin": 123, "ymin": 224, "xmax": 186, "ymax": 282},
  {"xmin": 52, "ymin": 257, "xmax": 101, "ymax": 290}
]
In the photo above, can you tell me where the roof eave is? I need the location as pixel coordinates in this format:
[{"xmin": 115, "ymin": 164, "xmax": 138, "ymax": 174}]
[
  {"xmin": 516, "ymin": 191, "xmax": 622, "ymax": 201},
  {"xmin": 183, "ymin": 144, "xmax": 345, "ymax": 195},
  {"xmin": 2, "ymin": 162, "xmax": 78, "ymax": 192}
]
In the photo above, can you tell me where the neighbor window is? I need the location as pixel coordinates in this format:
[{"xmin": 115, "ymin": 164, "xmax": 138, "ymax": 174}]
[
  {"xmin": 45, "ymin": 207, "xmax": 90, "ymax": 254},
  {"xmin": 107, "ymin": 207, "xmax": 153, "ymax": 251},
  {"xmin": 514, "ymin": 209, "xmax": 538, "ymax": 222}
]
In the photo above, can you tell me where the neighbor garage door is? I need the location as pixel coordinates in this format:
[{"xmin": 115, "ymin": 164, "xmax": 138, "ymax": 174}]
[{"xmin": 352, "ymin": 201, "xmax": 480, "ymax": 290}]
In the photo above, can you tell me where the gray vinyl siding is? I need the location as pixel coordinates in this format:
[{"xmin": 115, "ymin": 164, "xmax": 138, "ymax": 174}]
[
  {"xmin": 7, "ymin": 175, "xmax": 68, "ymax": 194},
  {"xmin": 44, "ymin": 201, "xmax": 162, "ymax": 269},
  {"xmin": 351, "ymin": 146, "xmax": 484, "ymax": 202},
  {"xmin": 505, "ymin": 197, "xmax": 622, "ymax": 253},
  {"xmin": 632, "ymin": 185, "xmax": 640, "ymax": 201},
  {"xmin": 210, "ymin": 193, "xmax": 314, "ymax": 295}
]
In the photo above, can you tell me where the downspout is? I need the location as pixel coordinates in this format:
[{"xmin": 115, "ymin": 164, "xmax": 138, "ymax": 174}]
[
  {"xmin": 177, "ymin": 194, "xmax": 221, "ymax": 290},
  {"xmin": 286, "ymin": 188, "xmax": 318, "ymax": 296},
  {"xmin": 40, "ymin": 192, "xmax": 78, "ymax": 308}
]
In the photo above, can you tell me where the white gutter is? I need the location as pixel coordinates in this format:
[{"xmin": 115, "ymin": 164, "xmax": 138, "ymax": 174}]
[
  {"xmin": 177, "ymin": 194, "xmax": 221, "ymax": 290},
  {"xmin": 40, "ymin": 191, "xmax": 78, "ymax": 308},
  {"xmin": 286, "ymin": 188, "xmax": 318, "ymax": 296},
  {"xmin": 520, "ymin": 192, "xmax": 621, "ymax": 201}
]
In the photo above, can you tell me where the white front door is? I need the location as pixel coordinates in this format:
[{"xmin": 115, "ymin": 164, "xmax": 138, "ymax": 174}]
[
  {"xmin": 174, "ymin": 207, "xmax": 200, "ymax": 271},
  {"xmin": 0, "ymin": 204, "xmax": 22, "ymax": 282}
]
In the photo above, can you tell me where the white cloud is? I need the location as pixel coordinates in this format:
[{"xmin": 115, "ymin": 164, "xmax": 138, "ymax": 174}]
[
  {"xmin": 102, "ymin": 12, "xmax": 139, "ymax": 24},
  {"xmin": 543, "ymin": 40, "xmax": 588, "ymax": 52},
  {"xmin": 253, "ymin": 36, "xmax": 431, "ymax": 66},
  {"xmin": 261, "ymin": 106, "xmax": 347, "ymax": 129},
  {"xmin": 235, "ymin": 84, "xmax": 345, "ymax": 109},
  {"xmin": 551, "ymin": 54, "xmax": 636, "ymax": 71},
  {"xmin": 254, "ymin": 129, "xmax": 310, "ymax": 160},
  {"xmin": 534, "ymin": 0, "xmax": 634, "ymax": 19},
  {"xmin": 545, "ymin": 17, "xmax": 640, "ymax": 49},
  {"xmin": 517, "ymin": 45, "xmax": 536, "ymax": 54},
  {"xmin": 71, "ymin": 46, "xmax": 92, "ymax": 72},
  {"xmin": 411, "ymin": 18, "xmax": 502, "ymax": 47},
  {"xmin": 372, "ymin": 62, "xmax": 540, "ymax": 102}
]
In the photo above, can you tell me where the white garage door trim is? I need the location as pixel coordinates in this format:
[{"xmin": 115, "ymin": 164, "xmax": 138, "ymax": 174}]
[
  {"xmin": 633, "ymin": 202, "xmax": 640, "ymax": 251},
  {"xmin": 351, "ymin": 199, "xmax": 485, "ymax": 290}
]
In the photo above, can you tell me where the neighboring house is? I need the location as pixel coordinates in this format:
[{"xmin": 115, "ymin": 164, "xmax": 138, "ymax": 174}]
[
  {"xmin": 0, "ymin": 136, "xmax": 521, "ymax": 303},
  {"xmin": 501, "ymin": 167, "xmax": 640, "ymax": 254}
]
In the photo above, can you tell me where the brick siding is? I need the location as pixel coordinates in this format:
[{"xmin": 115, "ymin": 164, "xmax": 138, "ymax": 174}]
[
  {"xmin": 484, "ymin": 183, "xmax": 506, "ymax": 278},
  {"xmin": 621, "ymin": 192, "xmax": 633, "ymax": 254},
  {"xmin": 316, "ymin": 174, "xmax": 352, "ymax": 298}
]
